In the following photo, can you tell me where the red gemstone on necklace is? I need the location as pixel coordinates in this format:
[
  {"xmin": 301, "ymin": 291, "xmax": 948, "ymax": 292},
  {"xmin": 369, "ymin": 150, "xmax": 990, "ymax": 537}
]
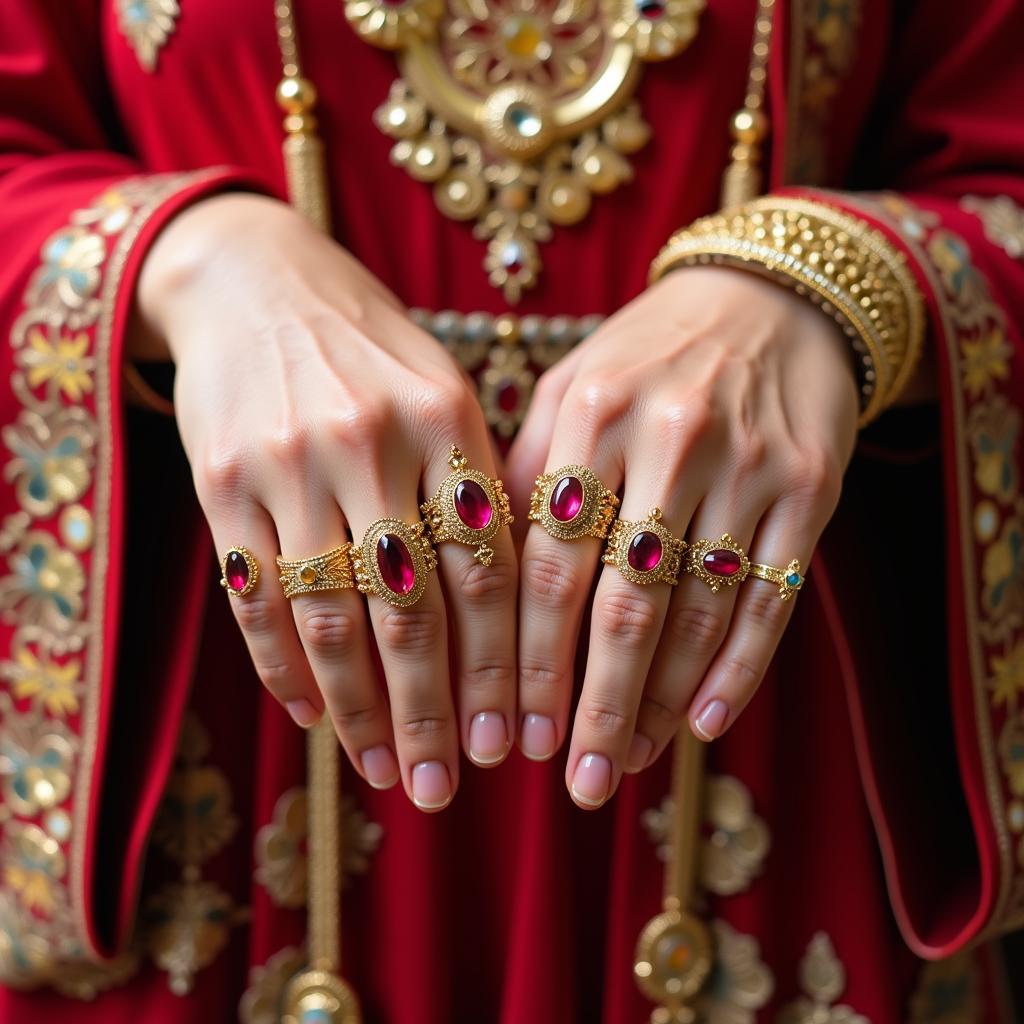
[
  {"xmin": 454, "ymin": 479, "xmax": 493, "ymax": 530},
  {"xmin": 377, "ymin": 534, "xmax": 416, "ymax": 594},
  {"xmin": 704, "ymin": 549, "xmax": 742, "ymax": 577},
  {"xmin": 497, "ymin": 381, "xmax": 520, "ymax": 412},
  {"xmin": 549, "ymin": 475, "xmax": 584, "ymax": 522},
  {"xmin": 225, "ymin": 551, "xmax": 249, "ymax": 592},
  {"xmin": 628, "ymin": 531, "xmax": 663, "ymax": 572}
]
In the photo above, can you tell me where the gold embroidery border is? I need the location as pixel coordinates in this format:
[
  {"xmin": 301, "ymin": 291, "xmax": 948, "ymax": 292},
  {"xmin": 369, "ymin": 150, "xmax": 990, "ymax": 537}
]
[{"xmin": 816, "ymin": 189, "xmax": 1024, "ymax": 939}]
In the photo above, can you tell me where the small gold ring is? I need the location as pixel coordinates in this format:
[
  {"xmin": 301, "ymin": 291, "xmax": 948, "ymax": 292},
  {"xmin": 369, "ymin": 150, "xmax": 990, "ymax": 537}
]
[
  {"xmin": 529, "ymin": 464, "xmax": 619, "ymax": 541},
  {"xmin": 686, "ymin": 534, "xmax": 750, "ymax": 592},
  {"xmin": 747, "ymin": 559, "xmax": 805, "ymax": 601},
  {"xmin": 276, "ymin": 544, "xmax": 355, "ymax": 599},
  {"xmin": 421, "ymin": 445, "xmax": 514, "ymax": 566},
  {"xmin": 353, "ymin": 518, "xmax": 437, "ymax": 608},
  {"xmin": 220, "ymin": 546, "xmax": 260, "ymax": 597},
  {"xmin": 602, "ymin": 508, "xmax": 686, "ymax": 585}
]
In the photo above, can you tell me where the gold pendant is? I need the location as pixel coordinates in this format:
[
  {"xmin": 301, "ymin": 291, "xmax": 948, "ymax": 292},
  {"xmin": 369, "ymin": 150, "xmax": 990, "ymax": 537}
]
[{"xmin": 346, "ymin": 0, "xmax": 705, "ymax": 301}]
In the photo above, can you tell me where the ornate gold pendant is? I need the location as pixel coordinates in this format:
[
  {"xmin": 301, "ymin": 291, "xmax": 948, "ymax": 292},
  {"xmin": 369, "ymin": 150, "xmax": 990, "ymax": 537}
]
[{"xmin": 346, "ymin": 0, "xmax": 705, "ymax": 301}]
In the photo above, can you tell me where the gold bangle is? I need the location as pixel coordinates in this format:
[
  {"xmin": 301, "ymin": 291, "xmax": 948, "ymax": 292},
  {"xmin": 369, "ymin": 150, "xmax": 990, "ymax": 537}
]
[{"xmin": 649, "ymin": 196, "xmax": 925, "ymax": 427}]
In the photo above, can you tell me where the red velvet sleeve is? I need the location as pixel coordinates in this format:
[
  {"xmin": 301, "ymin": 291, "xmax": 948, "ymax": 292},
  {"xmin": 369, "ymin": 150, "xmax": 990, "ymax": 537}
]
[
  {"xmin": 0, "ymin": 1, "xmax": 265, "ymax": 985},
  {"xmin": 778, "ymin": 0, "xmax": 1024, "ymax": 958}
]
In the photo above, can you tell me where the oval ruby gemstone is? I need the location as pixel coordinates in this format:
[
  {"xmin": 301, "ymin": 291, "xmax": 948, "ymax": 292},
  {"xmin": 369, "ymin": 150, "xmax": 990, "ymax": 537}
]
[
  {"xmin": 225, "ymin": 551, "xmax": 249, "ymax": 592},
  {"xmin": 627, "ymin": 531, "xmax": 663, "ymax": 572},
  {"xmin": 497, "ymin": 381, "xmax": 520, "ymax": 413},
  {"xmin": 549, "ymin": 475, "xmax": 584, "ymax": 522},
  {"xmin": 704, "ymin": 548, "xmax": 742, "ymax": 577},
  {"xmin": 377, "ymin": 534, "xmax": 416, "ymax": 595},
  {"xmin": 454, "ymin": 479, "xmax": 493, "ymax": 530}
]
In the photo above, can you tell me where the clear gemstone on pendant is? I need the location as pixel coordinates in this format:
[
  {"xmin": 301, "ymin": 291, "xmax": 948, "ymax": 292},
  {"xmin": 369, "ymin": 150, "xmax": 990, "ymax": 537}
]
[
  {"xmin": 377, "ymin": 534, "xmax": 416, "ymax": 594},
  {"xmin": 549, "ymin": 475, "xmax": 584, "ymax": 522},
  {"xmin": 627, "ymin": 531, "xmax": 663, "ymax": 572},
  {"xmin": 703, "ymin": 549, "xmax": 742, "ymax": 577},
  {"xmin": 225, "ymin": 551, "xmax": 249, "ymax": 592},
  {"xmin": 501, "ymin": 240, "xmax": 526, "ymax": 270},
  {"xmin": 506, "ymin": 103, "xmax": 542, "ymax": 138},
  {"xmin": 454, "ymin": 479, "xmax": 493, "ymax": 530}
]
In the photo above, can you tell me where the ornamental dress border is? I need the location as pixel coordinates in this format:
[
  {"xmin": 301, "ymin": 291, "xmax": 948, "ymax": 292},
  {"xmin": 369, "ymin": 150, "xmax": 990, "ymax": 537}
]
[{"xmin": 0, "ymin": 170, "xmax": 223, "ymax": 991}]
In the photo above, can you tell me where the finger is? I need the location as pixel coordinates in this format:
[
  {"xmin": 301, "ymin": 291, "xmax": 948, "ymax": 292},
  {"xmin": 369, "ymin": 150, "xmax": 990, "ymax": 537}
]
[
  {"xmin": 517, "ymin": 385, "xmax": 626, "ymax": 763},
  {"xmin": 632, "ymin": 490, "xmax": 770, "ymax": 769},
  {"xmin": 344, "ymin": 458, "xmax": 459, "ymax": 813},
  {"xmin": 685, "ymin": 501, "xmax": 816, "ymax": 743},
  {"xmin": 273, "ymin": 497, "xmax": 398, "ymax": 792},
  {"xmin": 211, "ymin": 508, "xmax": 325, "ymax": 728},
  {"xmin": 424, "ymin": 440, "xmax": 518, "ymax": 769}
]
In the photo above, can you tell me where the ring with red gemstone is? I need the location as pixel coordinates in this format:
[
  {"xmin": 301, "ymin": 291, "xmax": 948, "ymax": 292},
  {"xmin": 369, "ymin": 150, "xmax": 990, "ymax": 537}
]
[
  {"xmin": 353, "ymin": 518, "xmax": 437, "ymax": 608},
  {"xmin": 602, "ymin": 508, "xmax": 685, "ymax": 585},
  {"xmin": 220, "ymin": 546, "xmax": 261, "ymax": 598},
  {"xmin": 748, "ymin": 559, "xmax": 805, "ymax": 601},
  {"xmin": 685, "ymin": 533, "xmax": 751, "ymax": 593},
  {"xmin": 420, "ymin": 445, "xmax": 514, "ymax": 567},
  {"xmin": 529, "ymin": 464, "xmax": 619, "ymax": 541}
]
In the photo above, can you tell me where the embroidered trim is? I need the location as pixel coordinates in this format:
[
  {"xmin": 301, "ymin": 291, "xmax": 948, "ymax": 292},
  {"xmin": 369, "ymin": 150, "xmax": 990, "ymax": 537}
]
[
  {"xmin": 962, "ymin": 196, "xmax": 1024, "ymax": 263},
  {"xmin": 0, "ymin": 170, "xmax": 223, "ymax": 991},
  {"xmin": 115, "ymin": 0, "xmax": 181, "ymax": 72}
]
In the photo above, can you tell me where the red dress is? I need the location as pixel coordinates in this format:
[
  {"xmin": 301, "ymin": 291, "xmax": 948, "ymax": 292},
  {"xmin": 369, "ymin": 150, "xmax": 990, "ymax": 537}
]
[{"xmin": 1, "ymin": 1, "xmax": 1023, "ymax": 1021}]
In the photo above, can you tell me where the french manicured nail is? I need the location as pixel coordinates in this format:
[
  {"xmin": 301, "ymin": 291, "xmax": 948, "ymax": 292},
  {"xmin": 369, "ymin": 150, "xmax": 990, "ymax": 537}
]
[
  {"xmin": 285, "ymin": 699, "xmax": 321, "ymax": 729},
  {"xmin": 520, "ymin": 713, "xmax": 557, "ymax": 761},
  {"xmin": 411, "ymin": 761, "xmax": 452, "ymax": 810},
  {"xmin": 469, "ymin": 711, "xmax": 509, "ymax": 765},
  {"xmin": 570, "ymin": 752, "xmax": 612, "ymax": 807},
  {"xmin": 361, "ymin": 745, "xmax": 399, "ymax": 789},
  {"xmin": 625, "ymin": 732, "xmax": 653, "ymax": 773},
  {"xmin": 694, "ymin": 699, "xmax": 729, "ymax": 741}
]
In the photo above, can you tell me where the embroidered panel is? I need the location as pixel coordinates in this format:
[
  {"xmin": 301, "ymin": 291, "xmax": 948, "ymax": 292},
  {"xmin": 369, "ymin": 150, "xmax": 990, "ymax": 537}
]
[
  {"xmin": 962, "ymin": 196, "xmax": 1024, "ymax": 263},
  {"xmin": 776, "ymin": 932, "xmax": 870, "ymax": 1024},
  {"xmin": 115, "ymin": 0, "xmax": 181, "ymax": 72}
]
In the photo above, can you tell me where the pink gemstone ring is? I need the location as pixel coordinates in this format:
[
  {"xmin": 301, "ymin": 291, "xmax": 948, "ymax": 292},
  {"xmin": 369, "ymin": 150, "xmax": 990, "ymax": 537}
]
[
  {"xmin": 420, "ymin": 445, "xmax": 514, "ymax": 566},
  {"xmin": 353, "ymin": 517, "xmax": 437, "ymax": 608},
  {"xmin": 602, "ymin": 508, "xmax": 686, "ymax": 585},
  {"xmin": 220, "ymin": 546, "xmax": 261, "ymax": 598},
  {"xmin": 686, "ymin": 534, "xmax": 805, "ymax": 601},
  {"xmin": 528, "ymin": 464, "xmax": 619, "ymax": 542}
]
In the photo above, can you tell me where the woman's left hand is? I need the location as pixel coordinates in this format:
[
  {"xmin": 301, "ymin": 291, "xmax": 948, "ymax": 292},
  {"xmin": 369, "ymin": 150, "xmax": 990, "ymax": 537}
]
[{"xmin": 506, "ymin": 266, "xmax": 860, "ymax": 808}]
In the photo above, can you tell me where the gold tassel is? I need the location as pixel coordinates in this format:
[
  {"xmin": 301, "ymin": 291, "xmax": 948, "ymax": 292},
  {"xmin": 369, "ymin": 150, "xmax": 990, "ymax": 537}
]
[{"xmin": 277, "ymin": 75, "xmax": 332, "ymax": 233}]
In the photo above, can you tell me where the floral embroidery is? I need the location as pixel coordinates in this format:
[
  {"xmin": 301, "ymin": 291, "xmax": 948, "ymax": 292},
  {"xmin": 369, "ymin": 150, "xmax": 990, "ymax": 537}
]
[
  {"xmin": 1, "ymin": 823, "xmax": 66, "ymax": 915},
  {"xmin": 990, "ymin": 641, "xmax": 1024, "ymax": 709},
  {"xmin": 0, "ymin": 704, "xmax": 74, "ymax": 817},
  {"xmin": 18, "ymin": 327, "xmax": 95, "ymax": 403},
  {"xmin": 696, "ymin": 920, "xmax": 774, "ymax": 1024},
  {"xmin": 998, "ymin": 714, "xmax": 1024, "ymax": 797},
  {"xmin": 961, "ymin": 328, "xmax": 1012, "ymax": 399},
  {"xmin": 115, "ymin": 0, "xmax": 181, "ymax": 72},
  {"xmin": 907, "ymin": 950, "xmax": 980, "ymax": 1024},
  {"xmin": 776, "ymin": 932, "xmax": 870, "ymax": 1024},
  {"xmin": 0, "ymin": 642, "xmax": 81, "ymax": 718},
  {"xmin": 962, "ymin": 195, "xmax": 1024, "ymax": 262},
  {"xmin": 980, "ymin": 507, "xmax": 1024, "ymax": 634},
  {"xmin": 0, "ymin": 531, "xmax": 86, "ymax": 632},
  {"xmin": 24, "ymin": 228, "xmax": 105, "ymax": 328}
]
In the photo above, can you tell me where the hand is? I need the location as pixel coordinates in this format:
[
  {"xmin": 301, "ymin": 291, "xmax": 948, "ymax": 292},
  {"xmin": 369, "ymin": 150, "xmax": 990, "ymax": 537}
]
[
  {"xmin": 506, "ymin": 267, "xmax": 859, "ymax": 808},
  {"xmin": 136, "ymin": 193, "xmax": 518, "ymax": 810}
]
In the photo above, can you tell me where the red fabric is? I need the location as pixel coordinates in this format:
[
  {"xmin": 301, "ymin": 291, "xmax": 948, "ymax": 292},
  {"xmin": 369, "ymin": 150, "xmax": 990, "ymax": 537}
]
[{"xmin": 0, "ymin": 0, "xmax": 1021, "ymax": 1021}]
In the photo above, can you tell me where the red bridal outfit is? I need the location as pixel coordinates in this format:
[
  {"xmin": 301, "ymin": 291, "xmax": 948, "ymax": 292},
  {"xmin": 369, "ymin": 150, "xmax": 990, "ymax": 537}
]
[{"xmin": 1, "ymin": 0, "xmax": 1024, "ymax": 1021}]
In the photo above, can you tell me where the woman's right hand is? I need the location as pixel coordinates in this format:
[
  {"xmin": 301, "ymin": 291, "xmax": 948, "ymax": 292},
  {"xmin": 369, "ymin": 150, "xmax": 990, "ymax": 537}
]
[{"xmin": 135, "ymin": 193, "xmax": 518, "ymax": 811}]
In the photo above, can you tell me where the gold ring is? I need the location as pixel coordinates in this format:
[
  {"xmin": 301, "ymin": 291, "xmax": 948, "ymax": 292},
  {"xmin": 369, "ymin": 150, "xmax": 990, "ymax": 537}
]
[
  {"xmin": 276, "ymin": 544, "xmax": 355, "ymax": 599},
  {"xmin": 747, "ymin": 559, "xmax": 805, "ymax": 601},
  {"xmin": 602, "ymin": 508, "xmax": 686, "ymax": 585},
  {"xmin": 220, "ymin": 546, "xmax": 260, "ymax": 597},
  {"xmin": 529, "ymin": 464, "xmax": 619, "ymax": 541},
  {"xmin": 353, "ymin": 518, "xmax": 437, "ymax": 608},
  {"xmin": 686, "ymin": 533, "xmax": 750, "ymax": 592},
  {"xmin": 421, "ymin": 445, "xmax": 514, "ymax": 566}
]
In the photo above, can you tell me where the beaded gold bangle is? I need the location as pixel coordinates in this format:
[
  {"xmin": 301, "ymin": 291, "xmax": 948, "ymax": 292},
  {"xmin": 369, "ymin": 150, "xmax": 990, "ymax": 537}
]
[{"xmin": 649, "ymin": 196, "xmax": 925, "ymax": 426}]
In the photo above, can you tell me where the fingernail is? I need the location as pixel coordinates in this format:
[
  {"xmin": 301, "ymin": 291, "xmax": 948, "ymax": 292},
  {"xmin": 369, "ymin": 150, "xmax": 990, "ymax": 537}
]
[
  {"xmin": 285, "ymin": 699, "xmax": 321, "ymax": 729},
  {"xmin": 361, "ymin": 745, "xmax": 399, "ymax": 789},
  {"xmin": 625, "ymin": 732, "xmax": 653, "ymax": 773},
  {"xmin": 520, "ymin": 713, "xmax": 557, "ymax": 761},
  {"xmin": 694, "ymin": 699, "xmax": 729, "ymax": 741},
  {"xmin": 469, "ymin": 711, "xmax": 509, "ymax": 766},
  {"xmin": 411, "ymin": 761, "xmax": 452, "ymax": 810},
  {"xmin": 570, "ymin": 752, "xmax": 612, "ymax": 807}
]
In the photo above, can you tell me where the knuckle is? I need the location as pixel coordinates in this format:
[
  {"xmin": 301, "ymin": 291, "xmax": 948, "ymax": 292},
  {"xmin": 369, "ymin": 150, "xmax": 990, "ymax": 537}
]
[
  {"xmin": 637, "ymin": 692, "xmax": 680, "ymax": 727},
  {"xmin": 595, "ymin": 590, "xmax": 659, "ymax": 647},
  {"xmin": 296, "ymin": 603, "xmax": 361, "ymax": 656},
  {"xmin": 721, "ymin": 653, "xmax": 763, "ymax": 694},
  {"xmin": 519, "ymin": 662, "xmax": 566, "ymax": 701},
  {"xmin": 788, "ymin": 447, "xmax": 842, "ymax": 511},
  {"xmin": 454, "ymin": 555, "xmax": 516, "ymax": 604},
  {"xmin": 420, "ymin": 380, "xmax": 473, "ymax": 431},
  {"xmin": 393, "ymin": 713, "xmax": 451, "ymax": 742},
  {"xmin": 265, "ymin": 425, "xmax": 312, "ymax": 466},
  {"xmin": 196, "ymin": 447, "xmax": 248, "ymax": 500},
  {"xmin": 666, "ymin": 603, "xmax": 728, "ymax": 659},
  {"xmin": 377, "ymin": 605, "xmax": 443, "ymax": 654},
  {"xmin": 522, "ymin": 553, "xmax": 581, "ymax": 609},
  {"xmin": 256, "ymin": 660, "xmax": 298, "ymax": 693},
  {"xmin": 743, "ymin": 586, "xmax": 791, "ymax": 631},
  {"xmin": 327, "ymin": 702, "xmax": 381, "ymax": 733},
  {"xmin": 652, "ymin": 393, "xmax": 717, "ymax": 452},
  {"xmin": 233, "ymin": 597, "xmax": 280, "ymax": 636},
  {"xmin": 326, "ymin": 402, "xmax": 390, "ymax": 452},
  {"xmin": 579, "ymin": 697, "xmax": 632, "ymax": 737},
  {"xmin": 566, "ymin": 378, "xmax": 630, "ymax": 433},
  {"xmin": 732, "ymin": 430, "xmax": 768, "ymax": 476},
  {"xmin": 461, "ymin": 661, "xmax": 514, "ymax": 694}
]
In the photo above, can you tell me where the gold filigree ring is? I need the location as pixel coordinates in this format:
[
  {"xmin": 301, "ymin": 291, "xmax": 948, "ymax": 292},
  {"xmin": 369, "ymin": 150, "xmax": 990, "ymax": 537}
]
[
  {"xmin": 276, "ymin": 544, "xmax": 355, "ymax": 599},
  {"xmin": 220, "ymin": 546, "xmax": 260, "ymax": 597},
  {"xmin": 353, "ymin": 518, "xmax": 437, "ymax": 608},
  {"xmin": 685, "ymin": 533, "xmax": 750, "ymax": 592},
  {"xmin": 421, "ymin": 445, "xmax": 514, "ymax": 566},
  {"xmin": 602, "ymin": 508, "xmax": 686, "ymax": 585},
  {"xmin": 747, "ymin": 559, "xmax": 805, "ymax": 602},
  {"xmin": 529, "ymin": 464, "xmax": 620, "ymax": 541}
]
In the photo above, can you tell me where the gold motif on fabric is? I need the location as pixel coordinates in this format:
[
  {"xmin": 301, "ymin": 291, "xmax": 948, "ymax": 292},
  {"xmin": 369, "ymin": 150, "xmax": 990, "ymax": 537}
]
[
  {"xmin": 962, "ymin": 196, "xmax": 1024, "ymax": 262},
  {"xmin": 691, "ymin": 919, "xmax": 774, "ymax": 1024},
  {"xmin": 776, "ymin": 932, "xmax": 870, "ymax": 1024},
  {"xmin": 240, "ymin": 945, "xmax": 308, "ymax": 1024},
  {"xmin": 907, "ymin": 951, "xmax": 981, "ymax": 1024},
  {"xmin": 255, "ymin": 786, "xmax": 383, "ymax": 908},
  {"xmin": 115, "ymin": 0, "xmax": 181, "ymax": 72},
  {"xmin": 642, "ymin": 774, "xmax": 770, "ymax": 897},
  {"xmin": 350, "ymin": 0, "xmax": 704, "ymax": 300}
]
